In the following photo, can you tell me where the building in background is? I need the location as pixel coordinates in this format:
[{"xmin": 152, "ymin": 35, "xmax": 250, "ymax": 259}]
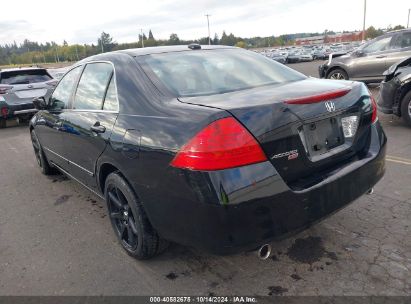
[{"xmin": 295, "ymin": 31, "xmax": 363, "ymax": 45}]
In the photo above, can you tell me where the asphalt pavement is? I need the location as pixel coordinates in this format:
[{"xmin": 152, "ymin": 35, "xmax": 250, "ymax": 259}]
[{"xmin": 0, "ymin": 61, "xmax": 410, "ymax": 296}]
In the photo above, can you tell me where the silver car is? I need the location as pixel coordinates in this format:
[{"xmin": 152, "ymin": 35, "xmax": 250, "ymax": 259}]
[
  {"xmin": 0, "ymin": 67, "xmax": 56, "ymax": 126},
  {"xmin": 319, "ymin": 29, "xmax": 411, "ymax": 83}
]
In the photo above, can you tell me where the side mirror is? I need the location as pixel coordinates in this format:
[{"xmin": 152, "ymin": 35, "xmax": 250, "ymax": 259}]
[
  {"xmin": 355, "ymin": 50, "xmax": 365, "ymax": 57},
  {"xmin": 33, "ymin": 97, "xmax": 47, "ymax": 110}
]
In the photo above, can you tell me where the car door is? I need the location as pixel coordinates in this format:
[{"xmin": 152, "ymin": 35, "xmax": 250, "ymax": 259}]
[
  {"xmin": 350, "ymin": 35, "xmax": 394, "ymax": 79},
  {"xmin": 59, "ymin": 62, "xmax": 119, "ymax": 191},
  {"xmin": 385, "ymin": 31, "xmax": 411, "ymax": 70},
  {"xmin": 35, "ymin": 66, "xmax": 83, "ymax": 170}
]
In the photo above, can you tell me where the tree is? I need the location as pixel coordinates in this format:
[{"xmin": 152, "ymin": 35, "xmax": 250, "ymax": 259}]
[
  {"xmin": 213, "ymin": 33, "xmax": 219, "ymax": 45},
  {"xmin": 168, "ymin": 33, "xmax": 180, "ymax": 45},
  {"xmin": 365, "ymin": 26, "xmax": 383, "ymax": 39},
  {"xmin": 235, "ymin": 41, "xmax": 246, "ymax": 48},
  {"xmin": 148, "ymin": 30, "xmax": 155, "ymax": 40},
  {"xmin": 98, "ymin": 32, "xmax": 116, "ymax": 52}
]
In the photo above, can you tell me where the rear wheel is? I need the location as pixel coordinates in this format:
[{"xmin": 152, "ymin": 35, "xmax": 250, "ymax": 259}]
[
  {"xmin": 104, "ymin": 172, "xmax": 168, "ymax": 259},
  {"xmin": 30, "ymin": 129, "xmax": 53, "ymax": 175},
  {"xmin": 400, "ymin": 91, "xmax": 411, "ymax": 127},
  {"xmin": 327, "ymin": 68, "xmax": 348, "ymax": 80}
]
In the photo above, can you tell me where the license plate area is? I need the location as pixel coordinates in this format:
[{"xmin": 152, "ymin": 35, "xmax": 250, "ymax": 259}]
[{"xmin": 302, "ymin": 117, "xmax": 344, "ymax": 158}]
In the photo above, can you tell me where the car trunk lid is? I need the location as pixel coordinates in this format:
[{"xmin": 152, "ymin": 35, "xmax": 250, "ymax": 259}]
[{"xmin": 179, "ymin": 78, "xmax": 374, "ymax": 190}]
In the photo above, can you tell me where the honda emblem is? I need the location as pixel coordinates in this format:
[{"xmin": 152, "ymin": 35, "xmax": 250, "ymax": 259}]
[{"xmin": 325, "ymin": 101, "xmax": 336, "ymax": 112}]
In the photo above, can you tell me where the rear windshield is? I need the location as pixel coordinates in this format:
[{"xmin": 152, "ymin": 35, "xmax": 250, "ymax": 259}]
[
  {"xmin": 0, "ymin": 69, "xmax": 52, "ymax": 85},
  {"xmin": 140, "ymin": 49, "xmax": 306, "ymax": 97}
]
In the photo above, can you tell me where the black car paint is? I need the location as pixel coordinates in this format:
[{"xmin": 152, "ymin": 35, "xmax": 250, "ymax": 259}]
[
  {"xmin": 30, "ymin": 46, "xmax": 386, "ymax": 254},
  {"xmin": 378, "ymin": 57, "xmax": 411, "ymax": 116}
]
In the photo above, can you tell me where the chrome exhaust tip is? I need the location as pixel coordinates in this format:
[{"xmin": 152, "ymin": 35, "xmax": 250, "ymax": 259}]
[
  {"xmin": 367, "ymin": 188, "xmax": 374, "ymax": 195},
  {"xmin": 257, "ymin": 244, "xmax": 272, "ymax": 260}
]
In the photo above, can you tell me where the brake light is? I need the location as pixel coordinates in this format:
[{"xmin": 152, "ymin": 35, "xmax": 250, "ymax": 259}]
[
  {"xmin": 170, "ymin": 117, "xmax": 267, "ymax": 171},
  {"xmin": 370, "ymin": 94, "xmax": 378, "ymax": 123},
  {"xmin": 1, "ymin": 107, "xmax": 8, "ymax": 118},
  {"xmin": 0, "ymin": 85, "xmax": 13, "ymax": 95},
  {"xmin": 284, "ymin": 88, "xmax": 351, "ymax": 104}
]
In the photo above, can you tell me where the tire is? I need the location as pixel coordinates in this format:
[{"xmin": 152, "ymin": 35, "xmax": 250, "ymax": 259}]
[
  {"xmin": 400, "ymin": 90, "xmax": 411, "ymax": 127},
  {"xmin": 327, "ymin": 68, "xmax": 349, "ymax": 80},
  {"xmin": 104, "ymin": 172, "xmax": 169, "ymax": 259},
  {"xmin": 0, "ymin": 119, "xmax": 5, "ymax": 128},
  {"xmin": 30, "ymin": 129, "xmax": 53, "ymax": 175}
]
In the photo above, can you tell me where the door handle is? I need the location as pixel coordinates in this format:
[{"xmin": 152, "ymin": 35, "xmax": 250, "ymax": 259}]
[
  {"xmin": 376, "ymin": 55, "xmax": 386, "ymax": 58},
  {"xmin": 90, "ymin": 122, "xmax": 106, "ymax": 134}
]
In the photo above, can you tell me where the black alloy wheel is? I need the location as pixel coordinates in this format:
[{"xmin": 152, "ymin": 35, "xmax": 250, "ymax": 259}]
[
  {"xmin": 104, "ymin": 172, "xmax": 168, "ymax": 259},
  {"xmin": 30, "ymin": 129, "xmax": 53, "ymax": 175},
  {"xmin": 107, "ymin": 185, "xmax": 139, "ymax": 250}
]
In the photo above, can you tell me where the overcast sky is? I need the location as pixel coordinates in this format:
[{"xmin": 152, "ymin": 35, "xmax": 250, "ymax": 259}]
[{"xmin": 1, "ymin": 0, "xmax": 410, "ymax": 45}]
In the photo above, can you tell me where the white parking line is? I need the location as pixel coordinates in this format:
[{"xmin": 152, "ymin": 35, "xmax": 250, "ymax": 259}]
[{"xmin": 386, "ymin": 155, "xmax": 411, "ymax": 166}]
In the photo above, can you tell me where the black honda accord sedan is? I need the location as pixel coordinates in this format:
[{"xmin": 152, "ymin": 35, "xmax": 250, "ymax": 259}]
[{"xmin": 30, "ymin": 45, "xmax": 386, "ymax": 259}]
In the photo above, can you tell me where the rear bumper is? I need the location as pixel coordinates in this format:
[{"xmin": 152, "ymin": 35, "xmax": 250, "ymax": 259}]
[
  {"xmin": 0, "ymin": 102, "xmax": 37, "ymax": 119},
  {"xmin": 145, "ymin": 122, "xmax": 387, "ymax": 255}
]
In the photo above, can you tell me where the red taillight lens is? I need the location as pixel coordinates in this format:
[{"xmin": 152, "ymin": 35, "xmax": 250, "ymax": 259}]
[
  {"xmin": 1, "ymin": 107, "xmax": 8, "ymax": 118},
  {"xmin": 284, "ymin": 88, "xmax": 351, "ymax": 104},
  {"xmin": 370, "ymin": 94, "xmax": 378, "ymax": 123},
  {"xmin": 170, "ymin": 117, "xmax": 267, "ymax": 171}
]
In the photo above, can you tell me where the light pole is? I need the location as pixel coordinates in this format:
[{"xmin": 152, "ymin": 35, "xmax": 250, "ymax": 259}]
[
  {"xmin": 141, "ymin": 29, "xmax": 145, "ymax": 48},
  {"xmin": 362, "ymin": 0, "xmax": 367, "ymax": 41},
  {"xmin": 205, "ymin": 14, "xmax": 211, "ymax": 45},
  {"xmin": 407, "ymin": 8, "xmax": 410, "ymax": 28}
]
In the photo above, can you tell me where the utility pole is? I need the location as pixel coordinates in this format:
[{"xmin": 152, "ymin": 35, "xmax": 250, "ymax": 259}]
[
  {"xmin": 101, "ymin": 34, "xmax": 104, "ymax": 53},
  {"xmin": 205, "ymin": 14, "xmax": 211, "ymax": 45},
  {"xmin": 141, "ymin": 29, "xmax": 145, "ymax": 48},
  {"xmin": 362, "ymin": 0, "xmax": 367, "ymax": 41},
  {"xmin": 75, "ymin": 45, "xmax": 79, "ymax": 61},
  {"xmin": 407, "ymin": 8, "xmax": 410, "ymax": 28}
]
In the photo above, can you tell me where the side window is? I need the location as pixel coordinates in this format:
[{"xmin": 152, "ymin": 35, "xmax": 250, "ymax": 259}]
[
  {"xmin": 398, "ymin": 32, "xmax": 411, "ymax": 49},
  {"xmin": 362, "ymin": 36, "xmax": 392, "ymax": 54},
  {"xmin": 73, "ymin": 62, "xmax": 113, "ymax": 110},
  {"xmin": 50, "ymin": 66, "xmax": 82, "ymax": 110},
  {"xmin": 103, "ymin": 76, "xmax": 119, "ymax": 111}
]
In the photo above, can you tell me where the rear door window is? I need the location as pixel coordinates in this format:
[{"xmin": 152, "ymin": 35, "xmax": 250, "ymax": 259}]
[
  {"xmin": 73, "ymin": 63, "xmax": 113, "ymax": 110},
  {"xmin": 50, "ymin": 66, "xmax": 82, "ymax": 111},
  {"xmin": 362, "ymin": 36, "xmax": 392, "ymax": 54},
  {"xmin": 0, "ymin": 69, "xmax": 52, "ymax": 84},
  {"xmin": 102, "ymin": 76, "xmax": 118, "ymax": 111}
]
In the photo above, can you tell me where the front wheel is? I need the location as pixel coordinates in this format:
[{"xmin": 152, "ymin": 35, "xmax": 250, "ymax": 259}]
[
  {"xmin": 400, "ymin": 91, "xmax": 411, "ymax": 127},
  {"xmin": 327, "ymin": 69, "xmax": 348, "ymax": 80},
  {"xmin": 104, "ymin": 172, "xmax": 168, "ymax": 259},
  {"xmin": 30, "ymin": 129, "xmax": 53, "ymax": 175}
]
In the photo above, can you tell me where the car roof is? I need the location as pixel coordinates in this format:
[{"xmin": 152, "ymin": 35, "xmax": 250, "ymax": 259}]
[{"xmin": 117, "ymin": 45, "xmax": 236, "ymax": 57}]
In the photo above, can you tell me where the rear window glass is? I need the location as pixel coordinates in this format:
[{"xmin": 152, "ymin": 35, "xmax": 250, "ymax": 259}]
[
  {"xmin": 140, "ymin": 49, "xmax": 306, "ymax": 97},
  {"xmin": 0, "ymin": 69, "xmax": 52, "ymax": 84}
]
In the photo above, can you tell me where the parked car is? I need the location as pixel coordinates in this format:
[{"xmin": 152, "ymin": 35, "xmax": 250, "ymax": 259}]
[
  {"xmin": 271, "ymin": 53, "xmax": 287, "ymax": 64},
  {"xmin": 287, "ymin": 52, "xmax": 301, "ymax": 63},
  {"xmin": 319, "ymin": 29, "xmax": 411, "ymax": 82},
  {"xmin": 48, "ymin": 67, "xmax": 70, "ymax": 80},
  {"xmin": 377, "ymin": 57, "xmax": 411, "ymax": 126},
  {"xmin": 29, "ymin": 45, "xmax": 386, "ymax": 260},
  {"xmin": 299, "ymin": 52, "xmax": 314, "ymax": 62},
  {"xmin": 0, "ymin": 67, "xmax": 56, "ymax": 127}
]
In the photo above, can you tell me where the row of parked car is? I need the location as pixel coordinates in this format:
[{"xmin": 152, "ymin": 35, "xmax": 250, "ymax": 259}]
[
  {"xmin": 1, "ymin": 30, "xmax": 411, "ymax": 128},
  {"xmin": 258, "ymin": 42, "xmax": 361, "ymax": 64}
]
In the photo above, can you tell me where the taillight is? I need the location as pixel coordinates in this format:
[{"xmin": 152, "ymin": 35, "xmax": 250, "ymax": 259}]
[
  {"xmin": 284, "ymin": 88, "xmax": 351, "ymax": 104},
  {"xmin": 0, "ymin": 85, "xmax": 13, "ymax": 95},
  {"xmin": 170, "ymin": 117, "xmax": 267, "ymax": 171},
  {"xmin": 1, "ymin": 107, "xmax": 8, "ymax": 118},
  {"xmin": 370, "ymin": 94, "xmax": 378, "ymax": 123}
]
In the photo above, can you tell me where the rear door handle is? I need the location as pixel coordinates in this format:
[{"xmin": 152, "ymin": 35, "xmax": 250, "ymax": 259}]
[{"xmin": 90, "ymin": 122, "xmax": 106, "ymax": 134}]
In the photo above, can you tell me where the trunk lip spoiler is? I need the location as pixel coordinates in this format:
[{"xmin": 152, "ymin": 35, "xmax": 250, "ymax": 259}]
[{"xmin": 283, "ymin": 88, "xmax": 351, "ymax": 105}]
